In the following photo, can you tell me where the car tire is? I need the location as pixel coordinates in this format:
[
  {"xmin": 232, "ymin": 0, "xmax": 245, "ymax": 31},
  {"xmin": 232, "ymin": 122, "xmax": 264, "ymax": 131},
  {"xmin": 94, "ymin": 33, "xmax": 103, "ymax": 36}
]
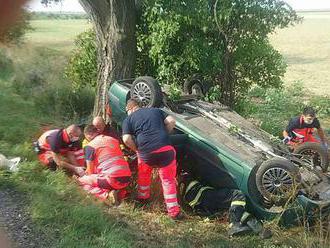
[
  {"xmin": 256, "ymin": 158, "xmax": 301, "ymax": 207},
  {"xmin": 294, "ymin": 142, "xmax": 329, "ymax": 172},
  {"xmin": 130, "ymin": 76, "xmax": 163, "ymax": 108},
  {"xmin": 183, "ymin": 75, "xmax": 210, "ymax": 96}
]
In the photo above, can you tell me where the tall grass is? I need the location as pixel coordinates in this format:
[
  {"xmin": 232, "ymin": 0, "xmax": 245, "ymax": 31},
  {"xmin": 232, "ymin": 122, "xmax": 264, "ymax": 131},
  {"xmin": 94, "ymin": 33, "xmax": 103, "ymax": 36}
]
[{"xmin": 237, "ymin": 82, "xmax": 330, "ymax": 138}]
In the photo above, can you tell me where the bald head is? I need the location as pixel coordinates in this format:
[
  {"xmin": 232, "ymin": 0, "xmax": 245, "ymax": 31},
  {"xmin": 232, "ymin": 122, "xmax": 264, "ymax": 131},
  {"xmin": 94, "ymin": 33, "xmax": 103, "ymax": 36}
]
[
  {"xmin": 92, "ymin": 116, "xmax": 106, "ymax": 133},
  {"xmin": 66, "ymin": 124, "xmax": 82, "ymax": 142}
]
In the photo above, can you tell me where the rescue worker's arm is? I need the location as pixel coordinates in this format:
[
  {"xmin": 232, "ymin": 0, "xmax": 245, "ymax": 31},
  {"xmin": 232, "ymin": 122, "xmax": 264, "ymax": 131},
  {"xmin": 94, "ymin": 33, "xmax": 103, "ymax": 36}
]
[
  {"xmin": 85, "ymin": 160, "xmax": 95, "ymax": 175},
  {"xmin": 84, "ymin": 146, "xmax": 96, "ymax": 174},
  {"xmin": 282, "ymin": 130, "xmax": 290, "ymax": 138},
  {"xmin": 122, "ymin": 134, "xmax": 137, "ymax": 152},
  {"xmin": 66, "ymin": 151, "xmax": 79, "ymax": 166},
  {"xmin": 164, "ymin": 115, "xmax": 176, "ymax": 133},
  {"xmin": 51, "ymin": 152, "xmax": 84, "ymax": 176},
  {"xmin": 51, "ymin": 152, "xmax": 63, "ymax": 166},
  {"xmin": 317, "ymin": 127, "xmax": 328, "ymax": 147},
  {"xmin": 282, "ymin": 119, "xmax": 294, "ymax": 144}
]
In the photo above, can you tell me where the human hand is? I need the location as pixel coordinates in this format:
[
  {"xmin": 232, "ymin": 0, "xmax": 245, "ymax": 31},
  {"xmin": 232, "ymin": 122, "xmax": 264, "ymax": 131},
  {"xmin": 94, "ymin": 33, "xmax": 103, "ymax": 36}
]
[
  {"xmin": 282, "ymin": 136, "xmax": 292, "ymax": 144},
  {"xmin": 75, "ymin": 167, "xmax": 85, "ymax": 177}
]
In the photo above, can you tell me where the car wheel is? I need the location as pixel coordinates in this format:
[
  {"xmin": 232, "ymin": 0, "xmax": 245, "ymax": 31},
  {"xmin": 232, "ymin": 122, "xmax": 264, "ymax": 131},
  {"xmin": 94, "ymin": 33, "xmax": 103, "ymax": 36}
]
[
  {"xmin": 256, "ymin": 158, "xmax": 301, "ymax": 206},
  {"xmin": 183, "ymin": 75, "xmax": 208, "ymax": 96},
  {"xmin": 130, "ymin": 76, "xmax": 163, "ymax": 107},
  {"xmin": 294, "ymin": 142, "xmax": 329, "ymax": 172}
]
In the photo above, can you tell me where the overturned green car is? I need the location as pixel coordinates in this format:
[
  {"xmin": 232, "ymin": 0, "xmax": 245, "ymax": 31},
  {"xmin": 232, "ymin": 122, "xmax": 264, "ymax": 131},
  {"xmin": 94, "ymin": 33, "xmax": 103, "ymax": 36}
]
[{"xmin": 108, "ymin": 76, "xmax": 330, "ymax": 227}]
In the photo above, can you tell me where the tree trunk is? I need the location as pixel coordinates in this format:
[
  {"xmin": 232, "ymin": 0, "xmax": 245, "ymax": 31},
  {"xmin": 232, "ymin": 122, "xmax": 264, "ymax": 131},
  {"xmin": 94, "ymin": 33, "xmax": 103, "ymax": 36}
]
[
  {"xmin": 79, "ymin": 0, "xmax": 136, "ymax": 119},
  {"xmin": 219, "ymin": 38, "xmax": 235, "ymax": 108}
]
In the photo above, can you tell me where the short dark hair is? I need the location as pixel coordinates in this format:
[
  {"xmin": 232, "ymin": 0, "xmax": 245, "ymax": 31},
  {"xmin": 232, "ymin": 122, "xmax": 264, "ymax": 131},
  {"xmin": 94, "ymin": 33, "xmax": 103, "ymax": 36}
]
[
  {"xmin": 303, "ymin": 106, "xmax": 316, "ymax": 117},
  {"xmin": 84, "ymin": 125, "xmax": 98, "ymax": 136},
  {"xmin": 126, "ymin": 98, "xmax": 140, "ymax": 109}
]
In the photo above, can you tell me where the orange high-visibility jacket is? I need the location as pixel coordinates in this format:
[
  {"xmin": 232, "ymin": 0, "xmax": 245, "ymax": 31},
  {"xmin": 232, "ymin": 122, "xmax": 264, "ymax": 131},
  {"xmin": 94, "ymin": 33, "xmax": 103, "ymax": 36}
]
[{"xmin": 87, "ymin": 135, "xmax": 131, "ymax": 177}]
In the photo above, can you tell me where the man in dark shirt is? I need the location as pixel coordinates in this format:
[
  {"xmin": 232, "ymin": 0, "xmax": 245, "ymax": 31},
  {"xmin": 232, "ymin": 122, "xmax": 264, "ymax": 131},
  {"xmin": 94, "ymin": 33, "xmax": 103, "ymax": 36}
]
[
  {"xmin": 122, "ymin": 99, "xmax": 183, "ymax": 220},
  {"xmin": 283, "ymin": 106, "xmax": 328, "ymax": 149},
  {"xmin": 37, "ymin": 124, "xmax": 84, "ymax": 175}
]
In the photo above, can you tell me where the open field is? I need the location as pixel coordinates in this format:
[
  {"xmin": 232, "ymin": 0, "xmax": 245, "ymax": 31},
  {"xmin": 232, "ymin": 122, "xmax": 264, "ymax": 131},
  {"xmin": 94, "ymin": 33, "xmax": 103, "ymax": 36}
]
[
  {"xmin": 23, "ymin": 16, "xmax": 330, "ymax": 97},
  {"xmin": 25, "ymin": 19, "xmax": 91, "ymax": 52},
  {"xmin": 270, "ymin": 11, "xmax": 330, "ymax": 96}
]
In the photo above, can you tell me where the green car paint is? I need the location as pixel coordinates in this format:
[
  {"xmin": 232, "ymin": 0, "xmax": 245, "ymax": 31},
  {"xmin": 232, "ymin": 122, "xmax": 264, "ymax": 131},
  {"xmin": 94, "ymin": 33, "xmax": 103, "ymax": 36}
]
[{"xmin": 108, "ymin": 79, "xmax": 330, "ymax": 225}]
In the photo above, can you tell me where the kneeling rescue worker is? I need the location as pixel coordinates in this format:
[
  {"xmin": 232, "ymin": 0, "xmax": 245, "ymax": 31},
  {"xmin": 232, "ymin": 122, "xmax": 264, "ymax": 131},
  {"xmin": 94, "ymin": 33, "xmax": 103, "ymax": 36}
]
[
  {"xmin": 35, "ymin": 124, "xmax": 85, "ymax": 176},
  {"xmin": 78, "ymin": 125, "xmax": 131, "ymax": 205},
  {"xmin": 122, "ymin": 99, "xmax": 183, "ymax": 220},
  {"xmin": 283, "ymin": 106, "xmax": 328, "ymax": 150},
  {"xmin": 182, "ymin": 177, "xmax": 272, "ymax": 238}
]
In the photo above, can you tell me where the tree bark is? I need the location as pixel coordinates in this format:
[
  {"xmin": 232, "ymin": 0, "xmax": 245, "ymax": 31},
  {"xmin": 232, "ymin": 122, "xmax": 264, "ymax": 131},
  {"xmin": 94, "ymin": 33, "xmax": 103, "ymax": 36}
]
[{"xmin": 79, "ymin": 0, "xmax": 137, "ymax": 119}]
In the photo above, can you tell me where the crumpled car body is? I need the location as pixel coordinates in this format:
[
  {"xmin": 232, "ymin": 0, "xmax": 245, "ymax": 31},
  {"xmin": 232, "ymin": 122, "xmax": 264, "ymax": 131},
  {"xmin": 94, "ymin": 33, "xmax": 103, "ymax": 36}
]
[{"xmin": 108, "ymin": 78, "xmax": 330, "ymax": 227}]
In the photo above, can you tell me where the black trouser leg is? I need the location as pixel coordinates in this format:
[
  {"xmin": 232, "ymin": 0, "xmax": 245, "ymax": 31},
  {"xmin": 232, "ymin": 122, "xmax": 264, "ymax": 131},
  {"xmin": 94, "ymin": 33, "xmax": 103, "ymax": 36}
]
[{"xmin": 228, "ymin": 190, "xmax": 246, "ymax": 223}]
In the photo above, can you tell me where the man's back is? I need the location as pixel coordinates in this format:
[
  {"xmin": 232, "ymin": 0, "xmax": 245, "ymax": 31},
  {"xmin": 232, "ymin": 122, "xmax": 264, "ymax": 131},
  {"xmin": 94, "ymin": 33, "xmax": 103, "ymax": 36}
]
[{"xmin": 122, "ymin": 108, "xmax": 170, "ymax": 154}]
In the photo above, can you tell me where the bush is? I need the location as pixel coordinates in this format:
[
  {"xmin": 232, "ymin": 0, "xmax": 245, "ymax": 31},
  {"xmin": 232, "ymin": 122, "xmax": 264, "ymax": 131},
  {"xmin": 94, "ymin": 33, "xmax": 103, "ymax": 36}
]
[
  {"xmin": 33, "ymin": 84, "xmax": 94, "ymax": 122},
  {"xmin": 12, "ymin": 69, "xmax": 46, "ymax": 98},
  {"xmin": 239, "ymin": 82, "xmax": 330, "ymax": 137},
  {"xmin": 65, "ymin": 29, "xmax": 97, "ymax": 91},
  {"xmin": 0, "ymin": 49, "xmax": 14, "ymax": 80}
]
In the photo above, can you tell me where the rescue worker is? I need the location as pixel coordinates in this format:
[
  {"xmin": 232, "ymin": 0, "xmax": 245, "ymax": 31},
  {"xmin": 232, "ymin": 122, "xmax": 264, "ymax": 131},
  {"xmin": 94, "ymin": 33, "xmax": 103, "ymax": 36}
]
[
  {"xmin": 92, "ymin": 116, "xmax": 119, "ymax": 140},
  {"xmin": 283, "ymin": 106, "xmax": 328, "ymax": 150},
  {"xmin": 122, "ymin": 99, "xmax": 183, "ymax": 220},
  {"xmin": 36, "ymin": 124, "xmax": 84, "ymax": 175},
  {"xmin": 82, "ymin": 116, "xmax": 120, "ymax": 148},
  {"xmin": 78, "ymin": 125, "xmax": 131, "ymax": 205},
  {"xmin": 182, "ymin": 177, "xmax": 271, "ymax": 238}
]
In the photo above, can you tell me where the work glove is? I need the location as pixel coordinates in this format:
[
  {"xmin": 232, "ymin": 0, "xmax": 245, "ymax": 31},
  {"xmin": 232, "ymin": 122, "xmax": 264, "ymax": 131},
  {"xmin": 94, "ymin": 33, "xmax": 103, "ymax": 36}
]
[{"xmin": 282, "ymin": 136, "xmax": 292, "ymax": 144}]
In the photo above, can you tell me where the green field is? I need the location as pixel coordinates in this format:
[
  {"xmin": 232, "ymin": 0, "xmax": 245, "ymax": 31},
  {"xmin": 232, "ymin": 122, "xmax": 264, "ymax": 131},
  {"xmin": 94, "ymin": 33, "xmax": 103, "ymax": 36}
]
[
  {"xmin": 23, "ymin": 15, "xmax": 330, "ymax": 97},
  {"xmin": 25, "ymin": 19, "xmax": 91, "ymax": 52},
  {"xmin": 270, "ymin": 11, "xmax": 330, "ymax": 96}
]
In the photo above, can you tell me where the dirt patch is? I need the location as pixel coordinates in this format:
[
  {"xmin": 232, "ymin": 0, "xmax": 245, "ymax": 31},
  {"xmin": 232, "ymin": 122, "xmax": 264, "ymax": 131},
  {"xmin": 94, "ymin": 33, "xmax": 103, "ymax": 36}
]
[
  {"xmin": 0, "ymin": 227, "xmax": 12, "ymax": 248},
  {"xmin": 0, "ymin": 188, "xmax": 51, "ymax": 248}
]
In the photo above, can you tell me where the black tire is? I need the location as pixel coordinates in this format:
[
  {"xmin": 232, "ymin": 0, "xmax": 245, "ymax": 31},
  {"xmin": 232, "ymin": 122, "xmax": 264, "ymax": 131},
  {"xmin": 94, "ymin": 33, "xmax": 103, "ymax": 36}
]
[
  {"xmin": 256, "ymin": 158, "xmax": 301, "ymax": 206},
  {"xmin": 130, "ymin": 76, "xmax": 163, "ymax": 108},
  {"xmin": 294, "ymin": 142, "xmax": 329, "ymax": 172},
  {"xmin": 183, "ymin": 75, "xmax": 210, "ymax": 96}
]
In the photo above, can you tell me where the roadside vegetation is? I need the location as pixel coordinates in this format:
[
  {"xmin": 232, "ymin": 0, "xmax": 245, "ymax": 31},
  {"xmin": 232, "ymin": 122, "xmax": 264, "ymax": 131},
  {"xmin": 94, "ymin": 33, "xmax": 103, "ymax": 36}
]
[{"xmin": 0, "ymin": 8, "xmax": 330, "ymax": 248}]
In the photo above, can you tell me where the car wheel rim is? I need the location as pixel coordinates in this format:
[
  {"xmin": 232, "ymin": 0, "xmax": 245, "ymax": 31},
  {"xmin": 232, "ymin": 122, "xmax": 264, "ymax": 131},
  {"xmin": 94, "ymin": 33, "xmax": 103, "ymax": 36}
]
[
  {"xmin": 133, "ymin": 82, "xmax": 152, "ymax": 107},
  {"xmin": 191, "ymin": 84, "xmax": 203, "ymax": 96},
  {"xmin": 262, "ymin": 167, "xmax": 294, "ymax": 196}
]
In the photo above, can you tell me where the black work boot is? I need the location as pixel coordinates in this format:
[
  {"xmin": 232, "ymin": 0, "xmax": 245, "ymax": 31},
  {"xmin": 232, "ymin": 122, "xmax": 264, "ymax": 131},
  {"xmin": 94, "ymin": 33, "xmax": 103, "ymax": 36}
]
[
  {"xmin": 170, "ymin": 212, "xmax": 185, "ymax": 221},
  {"xmin": 228, "ymin": 222, "xmax": 252, "ymax": 237},
  {"xmin": 240, "ymin": 212, "xmax": 272, "ymax": 239}
]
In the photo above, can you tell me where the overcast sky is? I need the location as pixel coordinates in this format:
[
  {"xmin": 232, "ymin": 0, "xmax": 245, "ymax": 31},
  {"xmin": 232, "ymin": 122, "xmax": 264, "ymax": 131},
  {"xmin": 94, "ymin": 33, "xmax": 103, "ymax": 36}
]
[{"xmin": 26, "ymin": 0, "xmax": 330, "ymax": 12}]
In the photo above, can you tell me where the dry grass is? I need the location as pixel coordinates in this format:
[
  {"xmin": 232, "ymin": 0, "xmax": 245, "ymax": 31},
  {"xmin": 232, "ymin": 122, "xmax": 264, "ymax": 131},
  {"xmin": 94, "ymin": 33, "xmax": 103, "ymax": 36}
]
[{"xmin": 270, "ymin": 11, "xmax": 330, "ymax": 97}]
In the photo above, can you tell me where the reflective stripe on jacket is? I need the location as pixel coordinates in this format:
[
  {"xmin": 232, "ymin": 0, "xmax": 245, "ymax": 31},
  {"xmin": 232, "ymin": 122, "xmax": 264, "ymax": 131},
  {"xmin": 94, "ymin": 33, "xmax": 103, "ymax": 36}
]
[{"xmin": 88, "ymin": 135, "xmax": 131, "ymax": 177}]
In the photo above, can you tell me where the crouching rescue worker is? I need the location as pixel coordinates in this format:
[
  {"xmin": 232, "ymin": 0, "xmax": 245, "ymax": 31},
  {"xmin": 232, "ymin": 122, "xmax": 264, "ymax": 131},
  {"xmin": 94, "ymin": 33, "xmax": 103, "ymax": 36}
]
[
  {"xmin": 122, "ymin": 99, "xmax": 183, "ymax": 220},
  {"xmin": 182, "ymin": 178, "xmax": 271, "ymax": 238},
  {"xmin": 35, "ymin": 124, "xmax": 84, "ymax": 175},
  {"xmin": 78, "ymin": 125, "xmax": 131, "ymax": 205},
  {"xmin": 282, "ymin": 106, "xmax": 328, "ymax": 150}
]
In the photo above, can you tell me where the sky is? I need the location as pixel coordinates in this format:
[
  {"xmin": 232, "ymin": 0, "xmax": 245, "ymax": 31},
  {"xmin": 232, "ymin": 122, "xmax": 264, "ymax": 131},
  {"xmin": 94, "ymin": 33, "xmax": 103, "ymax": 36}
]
[{"xmin": 26, "ymin": 0, "xmax": 330, "ymax": 12}]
